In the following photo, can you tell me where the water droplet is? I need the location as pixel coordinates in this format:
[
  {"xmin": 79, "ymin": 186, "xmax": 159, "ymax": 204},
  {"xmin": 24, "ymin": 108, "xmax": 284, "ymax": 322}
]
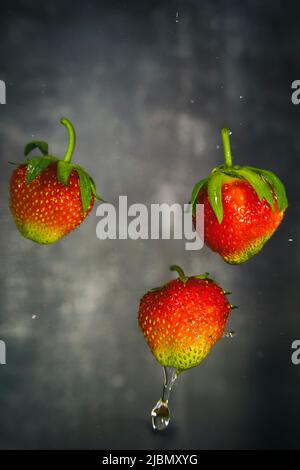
[
  {"xmin": 190, "ymin": 98, "xmax": 195, "ymax": 104},
  {"xmin": 288, "ymin": 238, "xmax": 293, "ymax": 242},
  {"xmin": 175, "ymin": 11, "xmax": 179, "ymax": 23},
  {"xmin": 229, "ymin": 130, "xmax": 233, "ymax": 136},
  {"xmin": 239, "ymin": 95, "xmax": 243, "ymax": 99},
  {"xmin": 223, "ymin": 330, "xmax": 236, "ymax": 338},
  {"xmin": 151, "ymin": 366, "xmax": 178, "ymax": 431},
  {"xmin": 216, "ymin": 145, "xmax": 220, "ymax": 149},
  {"xmin": 151, "ymin": 399, "xmax": 170, "ymax": 431},
  {"xmin": 32, "ymin": 314, "xmax": 38, "ymax": 320}
]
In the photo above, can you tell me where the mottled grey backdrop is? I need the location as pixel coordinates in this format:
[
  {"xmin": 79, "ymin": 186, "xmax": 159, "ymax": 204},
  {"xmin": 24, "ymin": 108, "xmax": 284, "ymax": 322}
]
[{"xmin": 0, "ymin": 0, "xmax": 299, "ymax": 449}]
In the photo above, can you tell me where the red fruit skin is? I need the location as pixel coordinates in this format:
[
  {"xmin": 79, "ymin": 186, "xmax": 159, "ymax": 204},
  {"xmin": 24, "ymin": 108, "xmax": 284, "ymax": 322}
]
[
  {"xmin": 138, "ymin": 277, "xmax": 231, "ymax": 371},
  {"xmin": 196, "ymin": 179, "xmax": 285, "ymax": 264},
  {"xmin": 10, "ymin": 163, "xmax": 94, "ymax": 244}
]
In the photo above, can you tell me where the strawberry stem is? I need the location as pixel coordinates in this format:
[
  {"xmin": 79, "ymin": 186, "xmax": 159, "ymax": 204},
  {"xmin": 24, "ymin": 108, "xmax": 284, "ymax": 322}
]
[
  {"xmin": 170, "ymin": 265, "xmax": 188, "ymax": 283},
  {"xmin": 221, "ymin": 128, "xmax": 233, "ymax": 168},
  {"xmin": 61, "ymin": 118, "xmax": 76, "ymax": 163}
]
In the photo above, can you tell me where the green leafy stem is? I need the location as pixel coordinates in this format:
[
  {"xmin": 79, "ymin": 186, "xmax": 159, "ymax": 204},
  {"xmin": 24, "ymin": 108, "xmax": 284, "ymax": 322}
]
[
  {"xmin": 190, "ymin": 127, "xmax": 288, "ymax": 223},
  {"xmin": 20, "ymin": 118, "xmax": 105, "ymax": 214}
]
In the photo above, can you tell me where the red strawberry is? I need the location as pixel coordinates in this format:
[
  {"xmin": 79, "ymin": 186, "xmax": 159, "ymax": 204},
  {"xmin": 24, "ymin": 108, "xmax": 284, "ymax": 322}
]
[
  {"xmin": 138, "ymin": 265, "xmax": 234, "ymax": 372},
  {"xmin": 191, "ymin": 128, "xmax": 288, "ymax": 264},
  {"xmin": 9, "ymin": 118, "xmax": 104, "ymax": 244}
]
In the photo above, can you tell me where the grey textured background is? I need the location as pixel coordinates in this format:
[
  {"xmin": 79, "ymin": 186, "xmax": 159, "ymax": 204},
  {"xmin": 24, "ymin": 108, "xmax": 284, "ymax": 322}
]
[{"xmin": 0, "ymin": 0, "xmax": 299, "ymax": 449}]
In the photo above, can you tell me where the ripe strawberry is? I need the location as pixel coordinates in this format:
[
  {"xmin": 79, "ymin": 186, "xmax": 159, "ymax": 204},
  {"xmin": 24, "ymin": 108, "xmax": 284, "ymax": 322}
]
[
  {"xmin": 9, "ymin": 118, "xmax": 104, "ymax": 244},
  {"xmin": 191, "ymin": 128, "xmax": 288, "ymax": 264},
  {"xmin": 138, "ymin": 265, "xmax": 234, "ymax": 372}
]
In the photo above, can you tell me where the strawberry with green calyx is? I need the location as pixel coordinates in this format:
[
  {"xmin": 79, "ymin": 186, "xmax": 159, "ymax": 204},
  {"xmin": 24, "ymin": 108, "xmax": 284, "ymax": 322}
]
[
  {"xmin": 10, "ymin": 118, "xmax": 105, "ymax": 244},
  {"xmin": 138, "ymin": 265, "xmax": 234, "ymax": 373},
  {"xmin": 139, "ymin": 265, "xmax": 235, "ymax": 431},
  {"xmin": 191, "ymin": 128, "xmax": 288, "ymax": 264}
]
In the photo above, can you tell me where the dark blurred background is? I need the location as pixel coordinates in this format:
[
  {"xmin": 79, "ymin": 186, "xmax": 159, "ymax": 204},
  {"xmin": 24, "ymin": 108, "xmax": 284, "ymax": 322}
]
[{"xmin": 0, "ymin": 0, "xmax": 299, "ymax": 450}]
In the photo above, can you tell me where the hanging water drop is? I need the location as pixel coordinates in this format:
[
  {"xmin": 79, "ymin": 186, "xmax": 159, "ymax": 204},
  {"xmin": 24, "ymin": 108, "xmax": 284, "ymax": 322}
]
[
  {"xmin": 151, "ymin": 366, "xmax": 178, "ymax": 431},
  {"xmin": 151, "ymin": 399, "xmax": 170, "ymax": 431}
]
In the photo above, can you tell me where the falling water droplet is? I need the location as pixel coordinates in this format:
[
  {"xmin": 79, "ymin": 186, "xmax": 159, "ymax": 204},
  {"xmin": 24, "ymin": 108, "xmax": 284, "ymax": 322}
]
[
  {"xmin": 151, "ymin": 366, "xmax": 178, "ymax": 431},
  {"xmin": 239, "ymin": 95, "xmax": 243, "ymax": 99},
  {"xmin": 229, "ymin": 130, "xmax": 233, "ymax": 136},
  {"xmin": 32, "ymin": 314, "xmax": 38, "ymax": 320},
  {"xmin": 175, "ymin": 12, "xmax": 179, "ymax": 23},
  {"xmin": 288, "ymin": 238, "xmax": 293, "ymax": 242}
]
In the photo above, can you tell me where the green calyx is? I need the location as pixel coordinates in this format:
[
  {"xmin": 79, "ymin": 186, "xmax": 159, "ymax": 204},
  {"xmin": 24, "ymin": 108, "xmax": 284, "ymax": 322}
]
[
  {"xmin": 20, "ymin": 118, "xmax": 105, "ymax": 214},
  {"xmin": 170, "ymin": 265, "xmax": 210, "ymax": 283},
  {"xmin": 190, "ymin": 127, "xmax": 288, "ymax": 223},
  {"xmin": 148, "ymin": 265, "xmax": 210, "ymax": 292}
]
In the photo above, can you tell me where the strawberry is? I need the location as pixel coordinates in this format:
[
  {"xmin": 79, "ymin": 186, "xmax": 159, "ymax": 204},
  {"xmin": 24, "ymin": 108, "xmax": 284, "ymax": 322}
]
[
  {"xmin": 138, "ymin": 265, "xmax": 234, "ymax": 372},
  {"xmin": 191, "ymin": 128, "xmax": 288, "ymax": 264},
  {"xmin": 9, "ymin": 118, "xmax": 104, "ymax": 244}
]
